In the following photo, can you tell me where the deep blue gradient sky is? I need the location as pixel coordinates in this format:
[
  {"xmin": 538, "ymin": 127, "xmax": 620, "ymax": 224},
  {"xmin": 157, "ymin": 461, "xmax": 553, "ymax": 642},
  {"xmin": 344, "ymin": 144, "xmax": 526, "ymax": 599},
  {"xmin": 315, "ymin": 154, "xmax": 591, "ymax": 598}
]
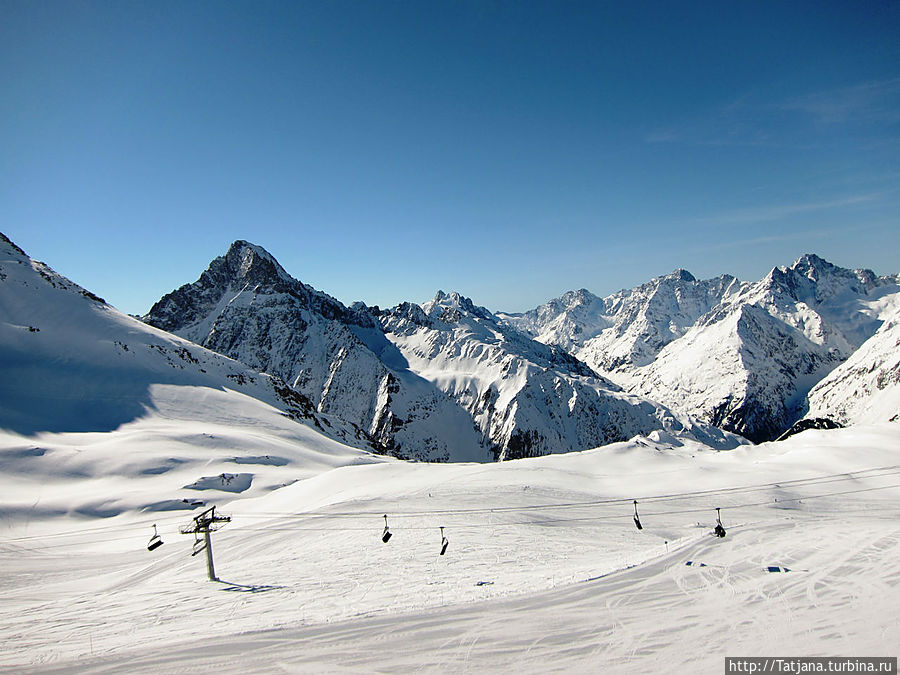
[{"xmin": 2, "ymin": 1, "xmax": 899, "ymax": 314}]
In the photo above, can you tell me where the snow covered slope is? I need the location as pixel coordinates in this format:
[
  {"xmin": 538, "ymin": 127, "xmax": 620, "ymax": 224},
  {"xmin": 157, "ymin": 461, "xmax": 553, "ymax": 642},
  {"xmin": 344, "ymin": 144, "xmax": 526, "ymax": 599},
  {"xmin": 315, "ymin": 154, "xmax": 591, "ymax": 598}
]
[
  {"xmin": 806, "ymin": 304, "xmax": 900, "ymax": 425},
  {"xmin": 505, "ymin": 255, "xmax": 900, "ymax": 442},
  {"xmin": 0, "ymin": 229, "xmax": 400, "ymax": 544},
  {"xmin": 376, "ymin": 290, "xmax": 742, "ymax": 459},
  {"xmin": 2, "ymin": 423, "xmax": 898, "ymax": 672},
  {"xmin": 0, "ymin": 230, "xmax": 380, "ymax": 448},
  {"xmin": 144, "ymin": 241, "xmax": 491, "ymax": 462}
]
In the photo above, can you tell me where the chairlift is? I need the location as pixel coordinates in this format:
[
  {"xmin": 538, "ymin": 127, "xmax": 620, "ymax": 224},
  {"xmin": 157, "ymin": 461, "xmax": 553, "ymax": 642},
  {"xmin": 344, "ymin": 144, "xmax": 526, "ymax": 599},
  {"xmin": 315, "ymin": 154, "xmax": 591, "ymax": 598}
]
[
  {"xmin": 147, "ymin": 524, "xmax": 164, "ymax": 551},
  {"xmin": 714, "ymin": 507, "xmax": 726, "ymax": 538},
  {"xmin": 191, "ymin": 532, "xmax": 207, "ymax": 557},
  {"xmin": 633, "ymin": 500, "xmax": 643, "ymax": 530},
  {"xmin": 382, "ymin": 514, "xmax": 392, "ymax": 543},
  {"xmin": 439, "ymin": 526, "xmax": 449, "ymax": 555}
]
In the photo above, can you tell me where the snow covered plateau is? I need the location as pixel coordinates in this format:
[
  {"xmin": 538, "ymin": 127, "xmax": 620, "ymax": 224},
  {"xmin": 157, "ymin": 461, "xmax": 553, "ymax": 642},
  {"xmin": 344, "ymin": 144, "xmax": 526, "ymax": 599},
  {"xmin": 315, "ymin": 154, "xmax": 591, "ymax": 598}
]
[{"xmin": 2, "ymin": 231, "xmax": 899, "ymax": 673}]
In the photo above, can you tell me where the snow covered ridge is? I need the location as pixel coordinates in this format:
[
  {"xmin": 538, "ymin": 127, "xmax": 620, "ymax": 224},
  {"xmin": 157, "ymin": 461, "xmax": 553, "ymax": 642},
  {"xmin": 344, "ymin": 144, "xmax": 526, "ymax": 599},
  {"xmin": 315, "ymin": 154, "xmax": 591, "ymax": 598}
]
[
  {"xmin": 145, "ymin": 240, "xmax": 744, "ymax": 460},
  {"xmin": 0, "ymin": 231, "xmax": 372, "ymax": 450},
  {"xmin": 502, "ymin": 254, "xmax": 900, "ymax": 441},
  {"xmin": 806, "ymin": 304, "xmax": 900, "ymax": 425}
]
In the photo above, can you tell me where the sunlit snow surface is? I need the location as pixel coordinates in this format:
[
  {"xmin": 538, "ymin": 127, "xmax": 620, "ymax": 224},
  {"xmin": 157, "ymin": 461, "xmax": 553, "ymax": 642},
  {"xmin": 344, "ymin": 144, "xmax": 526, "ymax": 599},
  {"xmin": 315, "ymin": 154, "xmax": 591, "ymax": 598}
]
[{"xmin": 2, "ymin": 415, "xmax": 899, "ymax": 673}]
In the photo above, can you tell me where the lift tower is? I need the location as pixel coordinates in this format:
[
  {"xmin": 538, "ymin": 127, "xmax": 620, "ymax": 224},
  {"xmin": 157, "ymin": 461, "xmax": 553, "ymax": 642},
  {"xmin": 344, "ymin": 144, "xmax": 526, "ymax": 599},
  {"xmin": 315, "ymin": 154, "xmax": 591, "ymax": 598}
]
[{"xmin": 180, "ymin": 506, "xmax": 231, "ymax": 581}]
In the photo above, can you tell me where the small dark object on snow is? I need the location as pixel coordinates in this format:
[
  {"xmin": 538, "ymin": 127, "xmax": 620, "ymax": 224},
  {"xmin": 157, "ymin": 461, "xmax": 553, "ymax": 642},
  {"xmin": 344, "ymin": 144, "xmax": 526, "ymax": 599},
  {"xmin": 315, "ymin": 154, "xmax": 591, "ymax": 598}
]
[
  {"xmin": 714, "ymin": 507, "xmax": 726, "ymax": 538},
  {"xmin": 147, "ymin": 524, "xmax": 164, "ymax": 551},
  {"xmin": 439, "ymin": 526, "xmax": 449, "ymax": 555}
]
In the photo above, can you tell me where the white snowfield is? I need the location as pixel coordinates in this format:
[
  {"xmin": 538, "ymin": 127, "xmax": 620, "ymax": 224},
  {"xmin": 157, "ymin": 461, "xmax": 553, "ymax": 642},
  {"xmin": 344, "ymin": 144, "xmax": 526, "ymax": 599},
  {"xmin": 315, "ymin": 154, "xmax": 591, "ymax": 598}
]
[
  {"xmin": 2, "ymin": 421, "xmax": 898, "ymax": 673},
  {"xmin": 2, "ymin": 232, "xmax": 898, "ymax": 672}
]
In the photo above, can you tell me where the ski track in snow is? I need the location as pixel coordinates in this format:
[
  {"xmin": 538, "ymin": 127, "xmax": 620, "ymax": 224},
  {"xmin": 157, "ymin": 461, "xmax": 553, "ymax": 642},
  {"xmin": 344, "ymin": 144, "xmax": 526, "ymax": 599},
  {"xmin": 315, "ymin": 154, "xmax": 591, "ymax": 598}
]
[{"xmin": 2, "ymin": 496, "xmax": 899, "ymax": 673}]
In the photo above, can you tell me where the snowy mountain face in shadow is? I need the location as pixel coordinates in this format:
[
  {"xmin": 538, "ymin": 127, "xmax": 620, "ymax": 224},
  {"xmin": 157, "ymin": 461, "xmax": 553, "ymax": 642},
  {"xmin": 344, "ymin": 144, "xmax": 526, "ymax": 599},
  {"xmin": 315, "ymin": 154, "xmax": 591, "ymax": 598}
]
[
  {"xmin": 503, "ymin": 255, "xmax": 900, "ymax": 442},
  {"xmin": 145, "ymin": 242, "xmax": 743, "ymax": 460}
]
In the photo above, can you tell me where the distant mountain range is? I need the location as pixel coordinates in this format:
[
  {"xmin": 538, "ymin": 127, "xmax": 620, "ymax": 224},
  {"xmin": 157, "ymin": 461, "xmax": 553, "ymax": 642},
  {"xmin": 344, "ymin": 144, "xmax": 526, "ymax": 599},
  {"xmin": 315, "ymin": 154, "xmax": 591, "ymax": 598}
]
[
  {"xmin": 144, "ymin": 241, "xmax": 739, "ymax": 460},
  {"xmin": 501, "ymin": 254, "xmax": 900, "ymax": 442},
  {"xmin": 3, "ymin": 231, "xmax": 898, "ymax": 460}
]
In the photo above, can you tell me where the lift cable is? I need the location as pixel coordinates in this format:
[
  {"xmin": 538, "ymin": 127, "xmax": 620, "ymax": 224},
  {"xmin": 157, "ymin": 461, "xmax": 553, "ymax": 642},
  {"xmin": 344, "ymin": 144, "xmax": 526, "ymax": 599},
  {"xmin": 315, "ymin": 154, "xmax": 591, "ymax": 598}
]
[{"xmin": 3, "ymin": 467, "xmax": 899, "ymax": 546}]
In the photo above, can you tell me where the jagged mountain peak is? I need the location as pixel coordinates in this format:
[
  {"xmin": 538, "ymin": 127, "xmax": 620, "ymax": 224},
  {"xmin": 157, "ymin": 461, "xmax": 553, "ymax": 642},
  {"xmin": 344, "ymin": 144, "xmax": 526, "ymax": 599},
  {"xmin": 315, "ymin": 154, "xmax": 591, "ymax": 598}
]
[
  {"xmin": 791, "ymin": 252, "xmax": 833, "ymax": 274},
  {"xmin": 219, "ymin": 239, "xmax": 295, "ymax": 287},
  {"xmin": 564, "ymin": 288, "xmax": 599, "ymax": 301},
  {"xmin": 1, "ymin": 231, "xmax": 28, "ymax": 258},
  {"xmin": 663, "ymin": 268, "xmax": 697, "ymax": 283},
  {"xmin": 554, "ymin": 288, "xmax": 602, "ymax": 310},
  {"xmin": 424, "ymin": 290, "xmax": 494, "ymax": 323},
  {"xmin": 763, "ymin": 253, "xmax": 890, "ymax": 305},
  {"xmin": 146, "ymin": 240, "xmax": 374, "ymax": 332},
  {"xmin": 0, "ymin": 233, "xmax": 370, "ymax": 444}
]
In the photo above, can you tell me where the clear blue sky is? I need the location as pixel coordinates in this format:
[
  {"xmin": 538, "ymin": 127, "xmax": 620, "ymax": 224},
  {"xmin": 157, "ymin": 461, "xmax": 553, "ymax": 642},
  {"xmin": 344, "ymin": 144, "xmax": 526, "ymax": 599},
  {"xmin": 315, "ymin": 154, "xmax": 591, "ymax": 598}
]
[{"xmin": 2, "ymin": 1, "xmax": 899, "ymax": 314}]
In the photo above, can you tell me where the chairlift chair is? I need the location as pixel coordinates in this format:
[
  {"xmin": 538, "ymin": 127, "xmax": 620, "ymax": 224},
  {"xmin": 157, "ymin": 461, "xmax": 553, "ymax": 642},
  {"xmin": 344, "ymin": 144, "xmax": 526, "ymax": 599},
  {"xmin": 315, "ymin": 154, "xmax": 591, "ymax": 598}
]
[
  {"xmin": 714, "ymin": 507, "xmax": 726, "ymax": 538},
  {"xmin": 191, "ymin": 532, "xmax": 207, "ymax": 556},
  {"xmin": 633, "ymin": 500, "xmax": 643, "ymax": 530},
  {"xmin": 439, "ymin": 526, "xmax": 449, "ymax": 555},
  {"xmin": 147, "ymin": 524, "xmax": 164, "ymax": 551},
  {"xmin": 382, "ymin": 514, "xmax": 392, "ymax": 543}
]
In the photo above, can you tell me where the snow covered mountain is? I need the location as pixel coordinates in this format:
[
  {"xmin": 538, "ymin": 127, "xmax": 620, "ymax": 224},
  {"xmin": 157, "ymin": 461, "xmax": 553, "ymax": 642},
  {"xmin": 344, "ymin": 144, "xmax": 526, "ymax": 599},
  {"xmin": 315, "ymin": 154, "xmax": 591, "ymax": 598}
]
[
  {"xmin": 0, "ymin": 231, "xmax": 390, "ymax": 518},
  {"xmin": 374, "ymin": 290, "xmax": 741, "ymax": 459},
  {"xmin": 146, "ymin": 242, "xmax": 743, "ymax": 461},
  {"xmin": 4, "ymin": 231, "xmax": 899, "ymax": 672},
  {"xmin": 144, "ymin": 241, "xmax": 492, "ymax": 462},
  {"xmin": 501, "ymin": 270, "xmax": 743, "ymax": 369},
  {"xmin": 805, "ymin": 304, "xmax": 900, "ymax": 425},
  {"xmin": 503, "ymin": 256, "xmax": 900, "ymax": 442},
  {"xmin": 0, "ymin": 233, "xmax": 347, "ymax": 437}
]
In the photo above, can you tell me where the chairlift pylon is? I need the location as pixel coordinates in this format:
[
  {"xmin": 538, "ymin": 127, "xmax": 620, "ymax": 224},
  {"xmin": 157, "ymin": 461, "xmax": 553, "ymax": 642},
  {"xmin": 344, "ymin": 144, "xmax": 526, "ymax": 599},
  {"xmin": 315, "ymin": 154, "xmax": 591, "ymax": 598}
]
[
  {"xmin": 381, "ymin": 514, "xmax": 392, "ymax": 543},
  {"xmin": 147, "ymin": 523, "xmax": 164, "ymax": 551},
  {"xmin": 439, "ymin": 526, "xmax": 449, "ymax": 555},
  {"xmin": 714, "ymin": 507, "xmax": 726, "ymax": 538},
  {"xmin": 633, "ymin": 500, "xmax": 643, "ymax": 530}
]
